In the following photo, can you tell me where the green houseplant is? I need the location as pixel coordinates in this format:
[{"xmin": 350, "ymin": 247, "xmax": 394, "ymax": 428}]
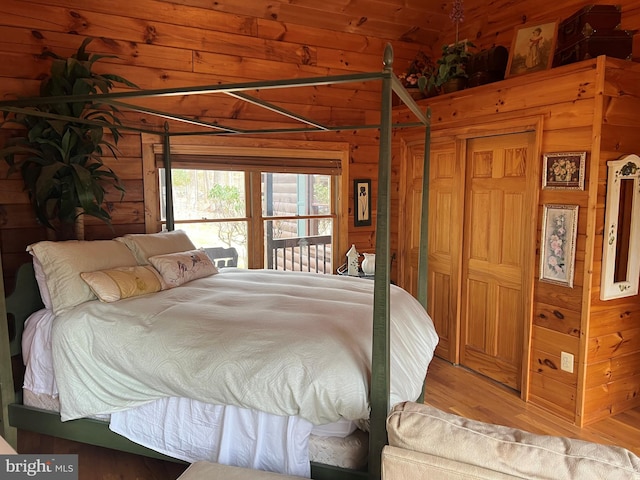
[
  {"xmin": 421, "ymin": 0, "xmax": 474, "ymax": 94},
  {"xmin": 0, "ymin": 38, "xmax": 137, "ymax": 238},
  {"xmin": 422, "ymin": 41, "xmax": 474, "ymax": 94}
]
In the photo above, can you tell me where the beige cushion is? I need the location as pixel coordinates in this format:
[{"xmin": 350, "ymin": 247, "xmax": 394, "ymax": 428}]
[
  {"xmin": 115, "ymin": 230, "xmax": 196, "ymax": 265},
  {"xmin": 387, "ymin": 402, "xmax": 640, "ymax": 480},
  {"xmin": 177, "ymin": 461, "xmax": 306, "ymax": 480},
  {"xmin": 149, "ymin": 249, "xmax": 218, "ymax": 287},
  {"xmin": 27, "ymin": 240, "xmax": 139, "ymax": 314},
  {"xmin": 383, "ymin": 445, "xmax": 518, "ymax": 480},
  {"xmin": 80, "ymin": 265, "xmax": 164, "ymax": 303}
]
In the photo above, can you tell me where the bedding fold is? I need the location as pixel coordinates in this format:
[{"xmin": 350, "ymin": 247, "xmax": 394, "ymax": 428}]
[{"xmin": 51, "ymin": 269, "xmax": 438, "ymax": 425}]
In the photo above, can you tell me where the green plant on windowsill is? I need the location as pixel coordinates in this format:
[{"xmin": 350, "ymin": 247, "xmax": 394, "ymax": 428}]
[{"xmin": 0, "ymin": 38, "xmax": 138, "ymax": 239}]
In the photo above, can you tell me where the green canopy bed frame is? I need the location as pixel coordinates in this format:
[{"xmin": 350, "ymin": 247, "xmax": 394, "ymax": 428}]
[{"xmin": 0, "ymin": 44, "xmax": 431, "ymax": 480}]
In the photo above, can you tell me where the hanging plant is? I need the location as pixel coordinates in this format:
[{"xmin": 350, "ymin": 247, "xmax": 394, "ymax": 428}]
[{"xmin": 0, "ymin": 37, "xmax": 138, "ymax": 236}]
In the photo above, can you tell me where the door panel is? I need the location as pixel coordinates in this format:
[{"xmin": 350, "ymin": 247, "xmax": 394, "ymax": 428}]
[
  {"xmin": 460, "ymin": 133, "xmax": 535, "ymax": 391},
  {"xmin": 400, "ymin": 139, "xmax": 461, "ymax": 363}
]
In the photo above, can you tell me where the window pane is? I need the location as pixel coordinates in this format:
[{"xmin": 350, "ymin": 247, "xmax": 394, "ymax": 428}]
[
  {"xmin": 265, "ymin": 219, "xmax": 333, "ymax": 274},
  {"xmin": 262, "ymin": 173, "xmax": 331, "ymax": 217},
  {"xmin": 160, "ymin": 169, "xmax": 246, "ymax": 221},
  {"xmin": 177, "ymin": 222, "xmax": 248, "ymax": 269}
]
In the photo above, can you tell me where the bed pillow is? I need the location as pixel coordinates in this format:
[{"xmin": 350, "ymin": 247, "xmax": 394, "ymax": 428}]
[
  {"xmin": 31, "ymin": 255, "xmax": 53, "ymax": 310},
  {"xmin": 80, "ymin": 265, "xmax": 165, "ymax": 303},
  {"xmin": 115, "ymin": 230, "xmax": 196, "ymax": 265},
  {"xmin": 149, "ymin": 249, "xmax": 218, "ymax": 288},
  {"xmin": 27, "ymin": 240, "xmax": 139, "ymax": 315}
]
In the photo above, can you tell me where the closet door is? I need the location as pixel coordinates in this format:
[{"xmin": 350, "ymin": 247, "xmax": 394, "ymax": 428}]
[
  {"xmin": 460, "ymin": 132, "xmax": 536, "ymax": 391},
  {"xmin": 399, "ymin": 137, "xmax": 462, "ymax": 363}
]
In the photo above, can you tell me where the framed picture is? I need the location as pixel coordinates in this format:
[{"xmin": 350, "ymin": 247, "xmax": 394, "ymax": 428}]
[
  {"xmin": 542, "ymin": 152, "xmax": 586, "ymax": 190},
  {"xmin": 539, "ymin": 204, "xmax": 578, "ymax": 287},
  {"xmin": 505, "ymin": 20, "xmax": 558, "ymax": 78},
  {"xmin": 354, "ymin": 179, "xmax": 372, "ymax": 227}
]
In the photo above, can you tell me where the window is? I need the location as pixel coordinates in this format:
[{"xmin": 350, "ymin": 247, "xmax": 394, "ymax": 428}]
[
  {"xmin": 147, "ymin": 137, "xmax": 349, "ymax": 273},
  {"xmin": 160, "ymin": 169, "xmax": 334, "ymax": 272},
  {"xmin": 263, "ymin": 172, "xmax": 333, "ymax": 273},
  {"xmin": 160, "ymin": 168, "xmax": 250, "ymax": 267}
]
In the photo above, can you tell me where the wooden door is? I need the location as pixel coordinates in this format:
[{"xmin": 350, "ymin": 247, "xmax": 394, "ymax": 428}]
[
  {"xmin": 460, "ymin": 132, "xmax": 536, "ymax": 391},
  {"xmin": 399, "ymin": 140, "xmax": 424, "ymax": 298},
  {"xmin": 399, "ymin": 138, "xmax": 462, "ymax": 363}
]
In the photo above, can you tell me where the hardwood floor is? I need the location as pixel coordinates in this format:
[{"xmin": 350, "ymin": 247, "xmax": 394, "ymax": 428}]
[
  {"xmin": 18, "ymin": 431, "xmax": 188, "ymax": 480},
  {"xmin": 423, "ymin": 356, "xmax": 640, "ymax": 456},
  {"xmin": 16, "ymin": 357, "xmax": 639, "ymax": 479}
]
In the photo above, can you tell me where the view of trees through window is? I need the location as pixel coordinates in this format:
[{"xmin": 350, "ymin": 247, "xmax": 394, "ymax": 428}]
[{"xmin": 161, "ymin": 168, "xmax": 334, "ymax": 272}]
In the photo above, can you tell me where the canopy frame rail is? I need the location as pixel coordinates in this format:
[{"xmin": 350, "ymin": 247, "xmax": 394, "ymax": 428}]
[{"xmin": 0, "ymin": 43, "xmax": 431, "ymax": 480}]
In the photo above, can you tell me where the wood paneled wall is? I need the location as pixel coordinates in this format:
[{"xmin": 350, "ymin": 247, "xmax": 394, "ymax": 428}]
[
  {"xmin": 0, "ymin": 0, "xmax": 428, "ymax": 289},
  {"xmin": 1, "ymin": 0, "xmax": 640, "ymax": 432},
  {"xmin": 456, "ymin": 0, "xmax": 640, "ymax": 60},
  {"xmin": 3, "ymin": 0, "xmax": 640, "ymax": 287},
  {"xmin": 393, "ymin": 56, "xmax": 640, "ymax": 426}
]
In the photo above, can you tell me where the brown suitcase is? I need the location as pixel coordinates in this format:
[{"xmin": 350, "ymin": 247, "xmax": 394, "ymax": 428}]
[
  {"xmin": 558, "ymin": 4, "xmax": 622, "ymax": 44},
  {"xmin": 553, "ymin": 29, "xmax": 633, "ymax": 66}
]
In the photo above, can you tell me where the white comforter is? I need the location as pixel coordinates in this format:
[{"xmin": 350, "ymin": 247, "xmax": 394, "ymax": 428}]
[{"xmin": 52, "ymin": 269, "xmax": 438, "ymax": 424}]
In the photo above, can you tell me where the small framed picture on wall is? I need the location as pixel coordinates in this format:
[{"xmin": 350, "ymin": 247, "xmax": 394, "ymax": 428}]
[
  {"xmin": 542, "ymin": 152, "xmax": 586, "ymax": 190},
  {"xmin": 354, "ymin": 179, "xmax": 372, "ymax": 227},
  {"xmin": 539, "ymin": 204, "xmax": 579, "ymax": 287}
]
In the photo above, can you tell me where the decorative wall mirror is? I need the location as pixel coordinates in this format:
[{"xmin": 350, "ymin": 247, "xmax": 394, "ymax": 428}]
[{"xmin": 601, "ymin": 154, "xmax": 640, "ymax": 300}]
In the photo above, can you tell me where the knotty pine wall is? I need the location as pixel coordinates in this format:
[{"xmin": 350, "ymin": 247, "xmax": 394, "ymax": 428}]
[
  {"xmin": 393, "ymin": 56, "xmax": 640, "ymax": 426},
  {"xmin": 0, "ymin": 0, "xmax": 432, "ymax": 290},
  {"xmin": 2, "ymin": 1, "xmax": 640, "ymax": 290},
  {"xmin": 1, "ymin": 0, "xmax": 640, "ymax": 430}
]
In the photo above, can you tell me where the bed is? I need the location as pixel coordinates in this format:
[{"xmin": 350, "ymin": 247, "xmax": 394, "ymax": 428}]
[{"xmin": 0, "ymin": 44, "xmax": 433, "ymax": 480}]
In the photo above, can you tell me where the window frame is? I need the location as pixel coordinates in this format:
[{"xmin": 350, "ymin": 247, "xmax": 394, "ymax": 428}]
[{"xmin": 142, "ymin": 134, "xmax": 349, "ymax": 272}]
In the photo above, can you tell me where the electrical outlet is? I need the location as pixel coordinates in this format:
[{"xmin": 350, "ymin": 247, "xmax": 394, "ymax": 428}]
[{"xmin": 560, "ymin": 352, "xmax": 574, "ymax": 373}]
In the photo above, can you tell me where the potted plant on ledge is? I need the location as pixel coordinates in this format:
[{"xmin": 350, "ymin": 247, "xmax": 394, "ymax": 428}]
[
  {"xmin": 425, "ymin": 40, "xmax": 474, "ymax": 94},
  {"xmin": 399, "ymin": 50, "xmax": 437, "ymax": 99},
  {"xmin": 0, "ymin": 38, "xmax": 137, "ymax": 240},
  {"xmin": 425, "ymin": 0, "xmax": 474, "ymax": 94}
]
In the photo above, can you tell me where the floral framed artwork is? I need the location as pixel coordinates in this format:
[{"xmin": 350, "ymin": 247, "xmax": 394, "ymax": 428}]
[
  {"xmin": 354, "ymin": 179, "xmax": 372, "ymax": 227},
  {"xmin": 542, "ymin": 152, "xmax": 586, "ymax": 190},
  {"xmin": 505, "ymin": 20, "xmax": 558, "ymax": 78},
  {"xmin": 539, "ymin": 204, "xmax": 578, "ymax": 287}
]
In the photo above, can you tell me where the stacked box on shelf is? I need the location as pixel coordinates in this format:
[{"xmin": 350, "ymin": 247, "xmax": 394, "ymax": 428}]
[{"xmin": 553, "ymin": 4, "xmax": 633, "ymax": 66}]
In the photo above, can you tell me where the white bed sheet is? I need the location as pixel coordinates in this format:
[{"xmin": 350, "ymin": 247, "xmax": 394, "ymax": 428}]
[
  {"xmin": 51, "ymin": 269, "xmax": 438, "ymax": 424},
  {"xmin": 109, "ymin": 398, "xmax": 314, "ymax": 476},
  {"xmin": 22, "ymin": 309, "xmax": 349, "ymax": 477},
  {"xmin": 22, "ymin": 269, "xmax": 438, "ymax": 476}
]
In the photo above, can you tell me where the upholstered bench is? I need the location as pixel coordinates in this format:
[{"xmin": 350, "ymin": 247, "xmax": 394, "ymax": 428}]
[
  {"xmin": 383, "ymin": 401, "xmax": 640, "ymax": 480},
  {"xmin": 177, "ymin": 461, "xmax": 309, "ymax": 480}
]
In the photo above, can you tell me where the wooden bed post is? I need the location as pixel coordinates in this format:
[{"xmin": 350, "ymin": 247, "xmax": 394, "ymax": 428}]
[
  {"xmin": 0, "ymin": 248, "xmax": 17, "ymax": 448},
  {"xmin": 368, "ymin": 43, "xmax": 394, "ymax": 480}
]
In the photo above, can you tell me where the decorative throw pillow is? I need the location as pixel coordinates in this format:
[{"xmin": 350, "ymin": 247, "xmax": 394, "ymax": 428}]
[
  {"xmin": 115, "ymin": 230, "xmax": 196, "ymax": 265},
  {"xmin": 80, "ymin": 265, "xmax": 165, "ymax": 303},
  {"xmin": 149, "ymin": 249, "xmax": 218, "ymax": 288},
  {"xmin": 27, "ymin": 240, "xmax": 139, "ymax": 314}
]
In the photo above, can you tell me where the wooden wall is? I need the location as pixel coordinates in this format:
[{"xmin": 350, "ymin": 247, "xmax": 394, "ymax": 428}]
[
  {"xmin": 3, "ymin": 0, "xmax": 640, "ymax": 289},
  {"xmin": 1, "ymin": 0, "xmax": 640, "ymax": 432},
  {"xmin": 456, "ymin": 0, "xmax": 640, "ymax": 60},
  {"xmin": 0, "ymin": 0, "xmax": 434, "ymax": 290},
  {"xmin": 393, "ymin": 56, "xmax": 640, "ymax": 426}
]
